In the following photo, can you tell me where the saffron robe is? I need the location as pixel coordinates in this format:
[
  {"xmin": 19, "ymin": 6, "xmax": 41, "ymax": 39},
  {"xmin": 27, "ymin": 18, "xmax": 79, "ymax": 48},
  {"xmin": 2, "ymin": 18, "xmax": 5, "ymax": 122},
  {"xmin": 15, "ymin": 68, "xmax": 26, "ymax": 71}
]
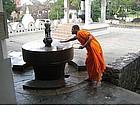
[{"xmin": 77, "ymin": 30, "xmax": 106, "ymax": 81}]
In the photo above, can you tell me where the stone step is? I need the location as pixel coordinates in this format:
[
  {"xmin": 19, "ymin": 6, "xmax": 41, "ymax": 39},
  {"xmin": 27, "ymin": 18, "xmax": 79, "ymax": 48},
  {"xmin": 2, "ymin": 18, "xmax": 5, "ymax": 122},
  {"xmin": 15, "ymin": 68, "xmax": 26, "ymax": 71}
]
[
  {"xmin": 52, "ymin": 33, "xmax": 71, "ymax": 39},
  {"xmin": 52, "ymin": 35, "xmax": 70, "ymax": 40},
  {"xmin": 52, "ymin": 30, "xmax": 71, "ymax": 34},
  {"xmin": 51, "ymin": 23, "xmax": 82, "ymax": 40},
  {"xmin": 52, "ymin": 34, "xmax": 70, "ymax": 38}
]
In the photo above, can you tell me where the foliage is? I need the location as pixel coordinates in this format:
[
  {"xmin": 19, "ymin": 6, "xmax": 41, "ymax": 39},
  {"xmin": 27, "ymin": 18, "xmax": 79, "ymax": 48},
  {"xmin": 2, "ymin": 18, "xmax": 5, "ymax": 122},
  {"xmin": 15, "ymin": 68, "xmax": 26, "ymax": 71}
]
[
  {"xmin": 131, "ymin": 1, "xmax": 140, "ymax": 11},
  {"xmin": 2, "ymin": 0, "xmax": 16, "ymax": 19},
  {"xmin": 106, "ymin": 0, "xmax": 140, "ymax": 19},
  {"xmin": 49, "ymin": 0, "xmax": 64, "ymax": 20},
  {"xmin": 49, "ymin": 0, "xmax": 81, "ymax": 20},
  {"xmin": 91, "ymin": 0, "xmax": 101, "ymax": 22},
  {"xmin": 69, "ymin": 0, "xmax": 81, "ymax": 11},
  {"xmin": 29, "ymin": 0, "xmax": 65, "ymax": 20}
]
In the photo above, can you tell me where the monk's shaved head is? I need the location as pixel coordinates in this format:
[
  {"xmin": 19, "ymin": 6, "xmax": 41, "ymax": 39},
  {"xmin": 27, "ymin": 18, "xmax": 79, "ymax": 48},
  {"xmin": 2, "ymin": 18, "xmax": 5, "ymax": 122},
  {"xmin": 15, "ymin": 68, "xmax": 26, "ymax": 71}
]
[
  {"xmin": 72, "ymin": 25, "xmax": 80, "ymax": 30},
  {"xmin": 71, "ymin": 25, "xmax": 80, "ymax": 34}
]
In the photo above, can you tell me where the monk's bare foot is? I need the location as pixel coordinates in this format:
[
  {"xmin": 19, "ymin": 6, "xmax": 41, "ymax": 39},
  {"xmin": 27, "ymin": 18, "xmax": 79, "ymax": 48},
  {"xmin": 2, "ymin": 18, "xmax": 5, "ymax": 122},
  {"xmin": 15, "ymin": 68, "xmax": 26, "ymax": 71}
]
[{"xmin": 92, "ymin": 81, "xmax": 101, "ymax": 88}]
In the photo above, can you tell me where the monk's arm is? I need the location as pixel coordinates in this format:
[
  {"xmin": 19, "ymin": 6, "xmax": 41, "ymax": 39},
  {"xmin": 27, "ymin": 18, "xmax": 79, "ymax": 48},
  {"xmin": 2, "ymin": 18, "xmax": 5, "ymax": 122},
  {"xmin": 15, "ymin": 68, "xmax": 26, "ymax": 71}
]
[
  {"xmin": 79, "ymin": 36, "xmax": 92, "ymax": 49},
  {"xmin": 60, "ymin": 36, "xmax": 77, "ymax": 43}
]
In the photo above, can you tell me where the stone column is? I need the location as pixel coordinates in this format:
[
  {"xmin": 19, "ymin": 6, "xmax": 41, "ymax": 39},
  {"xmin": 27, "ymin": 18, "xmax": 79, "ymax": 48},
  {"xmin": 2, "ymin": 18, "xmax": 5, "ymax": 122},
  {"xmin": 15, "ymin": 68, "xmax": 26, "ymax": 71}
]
[
  {"xmin": 0, "ymin": 0, "xmax": 16, "ymax": 104},
  {"xmin": 81, "ymin": 0, "xmax": 85, "ymax": 11},
  {"xmin": 101, "ymin": 0, "xmax": 106, "ymax": 23},
  {"xmin": 85, "ymin": 0, "xmax": 92, "ymax": 25},
  {"xmin": 78, "ymin": 0, "xmax": 85, "ymax": 23},
  {"xmin": 64, "ymin": 0, "xmax": 69, "ymax": 23}
]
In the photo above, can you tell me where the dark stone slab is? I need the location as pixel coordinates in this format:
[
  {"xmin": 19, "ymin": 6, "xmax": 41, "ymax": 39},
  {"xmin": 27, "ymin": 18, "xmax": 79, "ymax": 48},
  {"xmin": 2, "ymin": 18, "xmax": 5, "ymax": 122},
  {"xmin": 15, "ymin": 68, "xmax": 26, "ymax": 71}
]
[
  {"xmin": 9, "ymin": 51, "xmax": 30, "ymax": 71},
  {"xmin": 68, "ymin": 60, "xmax": 86, "ymax": 71},
  {"xmin": 68, "ymin": 49, "xmax": 86, "ymax": 71},
  {"xmin": 12, "ymin": 56, "xmax": 30, "ymax": 71},
  {"xmin": 23, "ymin": 79, "xmax": 65, "ymax": 89}
]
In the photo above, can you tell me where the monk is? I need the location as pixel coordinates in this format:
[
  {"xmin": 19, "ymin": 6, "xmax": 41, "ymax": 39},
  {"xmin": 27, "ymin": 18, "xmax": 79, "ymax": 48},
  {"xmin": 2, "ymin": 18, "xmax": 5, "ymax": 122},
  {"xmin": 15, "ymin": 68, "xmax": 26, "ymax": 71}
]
[{"xmin": 60, "ymin": 25, "xmax": 106, "ymax": 88}]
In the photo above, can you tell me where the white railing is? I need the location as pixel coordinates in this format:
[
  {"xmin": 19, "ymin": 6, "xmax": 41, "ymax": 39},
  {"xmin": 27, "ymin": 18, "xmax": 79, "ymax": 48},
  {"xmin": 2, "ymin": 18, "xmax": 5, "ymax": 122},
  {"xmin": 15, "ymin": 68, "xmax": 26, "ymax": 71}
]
[{"xmin": 8, "ymin": 20, "xmax": 61, "ymax": 36}]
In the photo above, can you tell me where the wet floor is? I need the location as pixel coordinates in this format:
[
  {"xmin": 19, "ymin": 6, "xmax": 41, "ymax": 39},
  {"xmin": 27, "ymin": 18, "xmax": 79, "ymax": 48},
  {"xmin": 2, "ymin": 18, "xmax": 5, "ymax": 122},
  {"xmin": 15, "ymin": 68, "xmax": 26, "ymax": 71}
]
[{"xmin": 7, "ymin": 27, "xmax": 140, "ymax": 105}]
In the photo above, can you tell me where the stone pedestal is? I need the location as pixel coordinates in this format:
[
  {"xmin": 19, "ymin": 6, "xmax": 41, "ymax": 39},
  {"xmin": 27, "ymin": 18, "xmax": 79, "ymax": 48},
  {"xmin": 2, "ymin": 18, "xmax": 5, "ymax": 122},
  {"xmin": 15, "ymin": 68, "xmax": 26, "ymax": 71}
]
[{"xmin": 22, "ymin": 40, "xmax": 74, "ymax": 89}]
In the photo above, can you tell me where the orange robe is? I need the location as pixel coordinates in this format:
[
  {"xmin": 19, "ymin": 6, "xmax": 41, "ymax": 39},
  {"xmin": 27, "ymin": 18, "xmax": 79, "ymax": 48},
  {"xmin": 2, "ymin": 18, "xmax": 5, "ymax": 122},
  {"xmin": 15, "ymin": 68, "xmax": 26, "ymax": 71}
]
[{"xmin": 77, "ymin": 30, "xmax": 106, "ymax": 82}]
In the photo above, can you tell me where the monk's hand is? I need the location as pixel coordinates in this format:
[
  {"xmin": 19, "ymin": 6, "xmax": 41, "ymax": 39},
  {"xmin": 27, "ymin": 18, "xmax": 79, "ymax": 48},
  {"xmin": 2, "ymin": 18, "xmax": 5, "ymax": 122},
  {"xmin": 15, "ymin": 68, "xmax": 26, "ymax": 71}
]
[
  {"xmin": 60, "ymin": 40, "xmax": 65, "ymax": 43},
  {"xmin": 79, "ymin": 46, "xmax": 84, "ymax": 49}
]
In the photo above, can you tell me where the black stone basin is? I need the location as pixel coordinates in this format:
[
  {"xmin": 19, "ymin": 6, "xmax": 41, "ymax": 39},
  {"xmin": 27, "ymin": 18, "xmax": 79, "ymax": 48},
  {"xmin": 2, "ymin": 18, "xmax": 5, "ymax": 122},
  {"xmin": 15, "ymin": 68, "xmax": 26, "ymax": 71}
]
[{"xmin": 22, "ymin": 40, "xmax": 74, "ymax": 89}]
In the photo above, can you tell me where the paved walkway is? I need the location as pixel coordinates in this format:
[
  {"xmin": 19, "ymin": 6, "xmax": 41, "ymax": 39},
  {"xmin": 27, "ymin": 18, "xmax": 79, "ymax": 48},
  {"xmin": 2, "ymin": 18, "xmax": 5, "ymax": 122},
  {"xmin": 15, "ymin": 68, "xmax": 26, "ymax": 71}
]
[{"xmin": 6, "ymin": 27, "xmax": 140, "ymax": 105}]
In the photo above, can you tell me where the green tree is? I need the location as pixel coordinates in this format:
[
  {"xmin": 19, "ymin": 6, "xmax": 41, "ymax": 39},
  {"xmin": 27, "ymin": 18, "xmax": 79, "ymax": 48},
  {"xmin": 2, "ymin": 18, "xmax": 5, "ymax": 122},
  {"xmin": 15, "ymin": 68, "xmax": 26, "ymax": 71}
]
[
  {"xmin": 106, "ymin": 0, "xmax": 140, "ymax": 19},
  {"xmin": 91, "ymin": 0, "xmax": 101, "ymax": 22},
  {"xmin": 29, "ymin": 0, "xmax": 81, "ymax": 21},
  {"xmin": 69, "ymin": 0, "xmax": 81, "ymax": 11},
  {"xmin": 131, "ymin": 1, "xmax": 140, "ymax": 17},
  {"xmin": 49, "ymin": 0, "xmax": 81, "ymax": 20},
  {"xmin": 3, "ymin": 0, "xmax": 16, "ymax": 19},
  {"xmin": 49, "ymin": 0, "xmax": 64, "ymax": 20}
]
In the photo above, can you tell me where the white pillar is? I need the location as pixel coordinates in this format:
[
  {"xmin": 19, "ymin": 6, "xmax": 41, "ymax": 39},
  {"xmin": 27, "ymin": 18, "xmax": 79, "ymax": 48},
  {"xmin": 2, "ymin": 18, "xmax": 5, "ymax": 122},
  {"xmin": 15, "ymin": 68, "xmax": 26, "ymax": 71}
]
[
  {"xmin": 64, "ymin": 0, "xmax": 69, "ymax": 23},
  {"xmin": 101, "ymin": 0, "xmax": 106, "ymax": 23},
  {"xmin": 85, "ymin": 0, "xmax": 92, "ymax": 25},
  {"xmin": 0, "ymin": 0, "xmax": 16, "ymax": 104},
  {"xmin": 81, "ymin": 0, "xmax": 85, "ymax": 11}
]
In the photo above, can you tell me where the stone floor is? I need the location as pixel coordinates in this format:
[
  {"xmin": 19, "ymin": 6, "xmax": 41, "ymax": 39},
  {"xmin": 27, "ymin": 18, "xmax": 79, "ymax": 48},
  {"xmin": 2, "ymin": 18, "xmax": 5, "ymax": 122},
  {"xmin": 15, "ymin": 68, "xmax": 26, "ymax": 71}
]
[
  {"xmin": 13, "ymin": 65, "xmax": 140, "ymax": 105},
  {"xmin": 6, "ymin": 27, "xmax": 140, "ymax": 105}
]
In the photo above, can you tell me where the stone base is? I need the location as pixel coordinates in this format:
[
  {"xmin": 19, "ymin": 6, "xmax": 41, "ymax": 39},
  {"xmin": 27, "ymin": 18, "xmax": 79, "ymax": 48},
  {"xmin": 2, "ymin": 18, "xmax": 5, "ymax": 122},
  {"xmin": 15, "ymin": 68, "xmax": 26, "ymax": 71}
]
[
  {"xmin": 9, "ymin": 51, "xmax": 30, "ymax": 71},
  {"xmin": 12, "ymin": 58, "xmax": 30, "ymax": 71},
  {"xmin": 68, "ymin": 60, "xmax": 86, "ymax": 71},
  {"xmin": 23, "ymin": 79, "xmax": 65, "ymax": 89},
  {"xmin": 68, "ymin": 48, "xmax": 86, "ymax": 71}
]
